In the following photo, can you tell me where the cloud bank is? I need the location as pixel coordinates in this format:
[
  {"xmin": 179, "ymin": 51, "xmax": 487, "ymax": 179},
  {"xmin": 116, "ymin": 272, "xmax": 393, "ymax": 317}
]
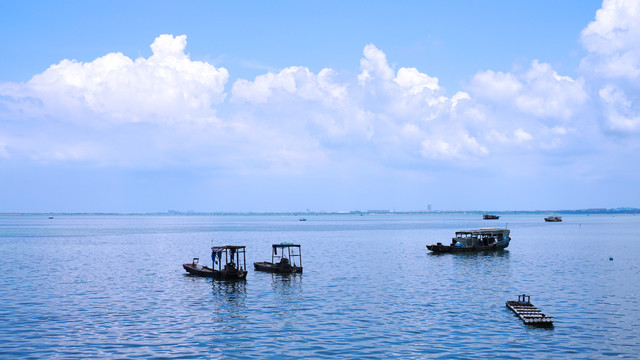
[{"xmin": 1, "ymin": 0, "xmax": 639, "ymax": 183}]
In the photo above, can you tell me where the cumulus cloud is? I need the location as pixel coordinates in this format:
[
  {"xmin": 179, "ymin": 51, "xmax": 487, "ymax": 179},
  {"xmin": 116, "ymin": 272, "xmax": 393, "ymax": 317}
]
[
  {"xmin": 19, "ymin": 34, "xmax": 229, "ymax": 123},
  {"xmin": 469, "ymin": 60, "xmax": 588, "ymax": 121},
  {"xmin": 462, "ymin": 58, "xmax": 595, "ymax": 155},
  {"xmin": 468, "ymin": 70, "xmax": 522, "ymax": 103},
  {"xmin": 599, "ymin": 85, "xmax": 640, "ymax": 132},
  {"xmin": 231, "ymin": 66, "xmax": 347, "ymax": 105},
  {"xmin": 349, "ymin": 44, "xmax": 487, "ymax": 161},
  {"xmin": 394, "ymin": 67, "xmax": 440, "ymax": 95},
  {"xmin": 580, "ymin": 0, "xmax": 640, "ymax": 134},
  {"xmin": 3, "ymin": 13, "xmax": 638, "ymax": 177},
  {"xmin": 358, "ymin": 44, "xmax": 395, "ymax": 85},
  {"xmin": 2, "ymin": 35, "xmax": 588, "ymax": 170},
  {"xmin": 580, "ymin": 0, "xmax": 640, "ymax": 79},
  {"xmin": 230, "ymin": 43, "xmax": 483, "ymax": 162}
]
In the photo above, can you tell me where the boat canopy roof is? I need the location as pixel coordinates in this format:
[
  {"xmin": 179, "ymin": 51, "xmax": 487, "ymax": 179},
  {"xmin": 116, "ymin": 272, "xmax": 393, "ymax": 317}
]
[
  {"xmin": 455, "ymin": 228, "xmax": 510, "ymax": 236},
  {"xmin": 212, "ymin": 245, "xmax": 246, "ymax": 252},
  {"xmin": 272, "ymin": 242, "xmax": 301, "ymax": 248}
]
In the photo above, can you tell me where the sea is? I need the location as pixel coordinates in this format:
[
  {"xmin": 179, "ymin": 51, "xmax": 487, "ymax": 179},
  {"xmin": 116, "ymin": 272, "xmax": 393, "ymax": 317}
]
[{"xmin": 0, "ymin": 213, "xmax": 638, "ymax": 359}]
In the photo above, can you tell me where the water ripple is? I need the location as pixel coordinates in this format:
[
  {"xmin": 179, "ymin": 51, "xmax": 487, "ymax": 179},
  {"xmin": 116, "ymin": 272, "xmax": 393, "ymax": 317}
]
[{"xmin": 1, "ymin": 214, "xmax": 639, "ymax": 358}]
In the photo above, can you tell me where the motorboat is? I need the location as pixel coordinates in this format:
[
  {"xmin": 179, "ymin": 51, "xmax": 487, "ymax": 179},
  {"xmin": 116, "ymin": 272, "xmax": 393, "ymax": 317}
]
[
  {"xmin": 254, "ymin": 243, "xmax": 303, "ymax": 273},
  {"xmin": 544, "ymin": 216, "xmax": 562, "ymax": 222},
  {"xmin": 183, "ymin": 245, "xmax": 247, "ymax": 280},
  {"xmin": 427, "ymin": 228, "xmax": 511, "ymax": 253}
]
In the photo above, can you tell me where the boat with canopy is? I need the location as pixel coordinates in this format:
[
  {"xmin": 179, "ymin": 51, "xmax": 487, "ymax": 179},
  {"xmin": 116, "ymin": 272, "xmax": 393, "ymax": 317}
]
[
  {"xmin": 427, "ymin": 228, "xmax": 511, "ymax": 253},
  {"xmin": 254, "ymin": 243, "xmax": 303, "ymax": 273},
  {"xmin": 183, "ymin": 245, "xmax": 247, "ymax": 280}
]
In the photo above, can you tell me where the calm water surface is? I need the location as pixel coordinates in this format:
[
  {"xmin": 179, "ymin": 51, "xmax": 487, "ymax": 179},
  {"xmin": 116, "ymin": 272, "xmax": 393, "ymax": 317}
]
[{"xmin": 1, "ymin": 214, "xmax": 639, "ymax": 358}]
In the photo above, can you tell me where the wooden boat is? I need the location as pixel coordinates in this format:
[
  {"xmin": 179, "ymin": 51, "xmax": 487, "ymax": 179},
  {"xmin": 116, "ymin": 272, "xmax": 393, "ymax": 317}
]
[
  {"xmin": 183, "ymin": 245, "xmax": 247, "ymax": 280},
  {"xmin": 254, "ymin": 243, "xmax": 303, "ymax": 273},
  {"xmin": 544, "ymin": 216, "xmax": 562, "ymax": 222},
  {"xmin": 182, "ymin": 258, "xmax": 216, "ymax": 277},
  {"xmin": 483, "ymin": 214, "xmax": 499, "ymax": 219},
  {"xmin": 427, "ymin": 228, "xmax": 510, "ymax": 253}
]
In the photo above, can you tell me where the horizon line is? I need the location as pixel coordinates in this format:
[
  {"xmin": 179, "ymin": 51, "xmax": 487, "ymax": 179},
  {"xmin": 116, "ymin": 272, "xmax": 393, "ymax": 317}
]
[{"xmin": 1, "ymin": 207, "xmax": 639, "ymax": 216}]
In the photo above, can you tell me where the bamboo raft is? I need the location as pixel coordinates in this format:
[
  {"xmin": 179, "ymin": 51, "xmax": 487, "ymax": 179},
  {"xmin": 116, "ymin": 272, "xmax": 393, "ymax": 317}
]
[{"xmin": 506, "ymin": 294, "xmax": 554, "ymax": 327}]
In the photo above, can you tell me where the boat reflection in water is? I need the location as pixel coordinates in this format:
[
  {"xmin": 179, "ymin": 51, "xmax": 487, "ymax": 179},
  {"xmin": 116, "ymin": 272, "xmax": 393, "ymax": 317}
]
[
  {"xmin": 270, "ymin": 272, "xmax": 303, "ymax": 295},
  {"xmin": 211, "ymin": 279, "xmax": 247, "ymax": 302}
]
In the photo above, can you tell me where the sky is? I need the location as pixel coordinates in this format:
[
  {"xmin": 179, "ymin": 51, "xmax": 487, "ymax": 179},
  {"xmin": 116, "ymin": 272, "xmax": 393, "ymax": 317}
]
[{"xmin": 1, "ymin": 0, "xmax": 639, "ymax": 213}]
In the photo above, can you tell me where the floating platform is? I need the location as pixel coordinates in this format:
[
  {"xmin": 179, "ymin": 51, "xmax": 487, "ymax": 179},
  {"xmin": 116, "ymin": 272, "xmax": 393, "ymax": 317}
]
[{"xmin": 506, "ymin": 294, "xmax": 554, "ymax": 327}]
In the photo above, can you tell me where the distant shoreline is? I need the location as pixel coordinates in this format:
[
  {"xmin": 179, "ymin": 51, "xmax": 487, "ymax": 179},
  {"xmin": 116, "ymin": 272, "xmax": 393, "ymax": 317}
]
[{"xmin": 2, "ymin": 208, "xmax": 638, "ymax": 216}]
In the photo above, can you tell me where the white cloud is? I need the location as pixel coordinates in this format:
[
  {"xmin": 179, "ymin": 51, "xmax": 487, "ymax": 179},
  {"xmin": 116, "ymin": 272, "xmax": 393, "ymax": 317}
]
[
  {"xmin": 463, "ymin": 59, "xmax": 591, "ymax": 154},
  {"xmin": 513, "ymin": 129, "xmax": 533, "ymax": 143},
  {"xmin": 394, "ymin": 67, "xmax": 440, "ymax": 95},
  {"xmin": 451, "ymin": 91, "xmax": 471, "ymax": 109},
  {"xmin": 580, "ymin": 0, "xmax": 640, "ymax": 79},
  {"xmin": 229, "ymin": 43, "xmax": 484, "ymax": 162},
  {"xmin": 599, "ymin": 85, "xmax": 640, "ymax": 132},
  {"xmin": 469, "ymin": 60, "xmax": 587, "ymax": 121},
  {"xmin": 579, "ymin": 0, "xmax": 640, "ymax": 136},
  {"xmin": 231, "ymin": 66, "xmax": 347, "ymax": 105},
  {"xmin": 24, "ymin": 34, "xmax": 229, "ymax": 123},
  {"xmin": 0, "ymin": 27, "xmax": 633, "ymax": 177},
  {"xmin": 517, "ymin": 61, "xmax": 588, "ymax": 120},
  {"xmin": 358, "ymin": 44, "xmax": 395, "ymax": 85},
  {"xmin": 354, "ymin": 46, "xmax": 489, "ymax": 161},
  {"xmin": 469, "ymin": 70, "xmax": 522, "ymax": 102},
  {"xmin": 420, "ymin": 133, "xmax": 488, "ymax": 160}
]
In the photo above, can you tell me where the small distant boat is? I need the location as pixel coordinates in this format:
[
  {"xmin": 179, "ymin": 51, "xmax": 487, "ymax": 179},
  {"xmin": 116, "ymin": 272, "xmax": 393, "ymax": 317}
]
[
  {"xmin": 544, "ymin": 216, "xmax": 562, "ymax": 222},
  {"xmin": 483, "ymin": 214, "xmax": 499, "ymax": 220},
  {"xmin": 299, "ymin": 218, "xmax": 307, "ymax": 221},
  {"xmin": 254, "ymin": 243, "xmax": 303, "ymax": 273},
  {"xmin": 48, "ymin": 216, "xmax": 54, "ymax": 219},
  {"xmin": 183, "ymin": 245, "xmax": 247, "ymax": 280},
  {"xmin": 427, "ymin": 228, "xmax": 511, "ymax": 253}
]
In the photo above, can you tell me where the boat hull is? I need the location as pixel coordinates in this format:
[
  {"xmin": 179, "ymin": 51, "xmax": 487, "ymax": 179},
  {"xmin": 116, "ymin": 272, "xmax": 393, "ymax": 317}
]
[
  {"xmin": 254, "ymin": 261, "xmax": 303, "ymax": 273},
  {"xmin": 183, "ymin": 263, "xmax": 247, "ymax": 280},
  {"xmin": 426, "ymin": 241, "xmax": 509, "ymax": 253}
]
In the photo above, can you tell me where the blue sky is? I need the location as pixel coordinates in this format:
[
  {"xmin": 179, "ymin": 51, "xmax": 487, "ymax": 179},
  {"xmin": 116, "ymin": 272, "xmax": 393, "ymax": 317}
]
[{"xmin": 1, "ymin": 0, "xmax": 638, "ymax": 213}]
